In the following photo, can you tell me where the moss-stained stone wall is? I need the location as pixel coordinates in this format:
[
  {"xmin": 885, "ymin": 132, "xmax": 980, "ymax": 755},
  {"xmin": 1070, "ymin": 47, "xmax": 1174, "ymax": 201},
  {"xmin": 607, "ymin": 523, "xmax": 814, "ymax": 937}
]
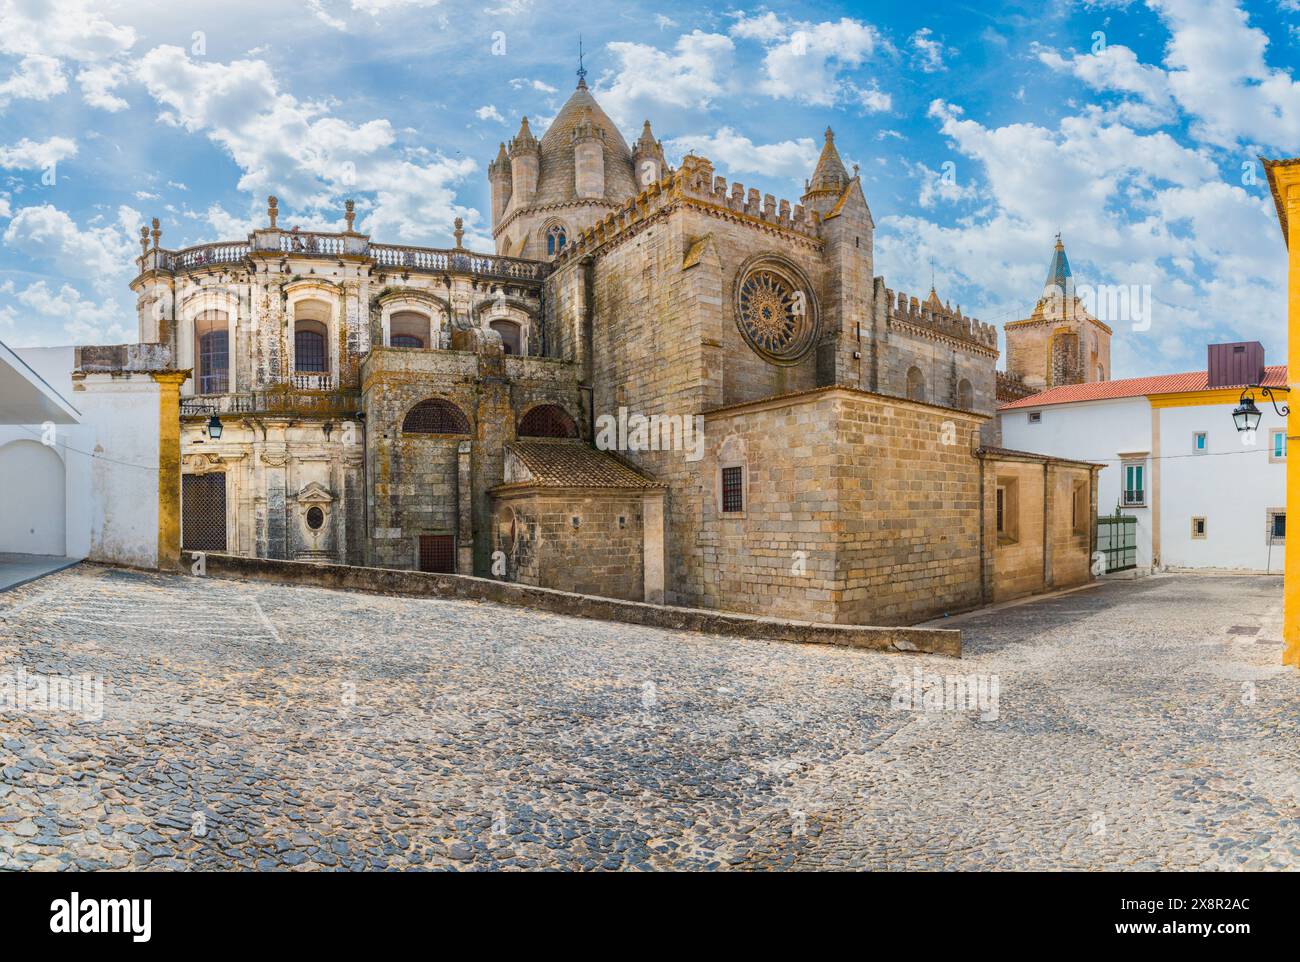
[
  {"xmin": 492, "ymin": 488, "xmax": 648, "ymax": 601},
  {"xmin": 361, "ymin": 346, "xmax": 582, "ymax": 572}
]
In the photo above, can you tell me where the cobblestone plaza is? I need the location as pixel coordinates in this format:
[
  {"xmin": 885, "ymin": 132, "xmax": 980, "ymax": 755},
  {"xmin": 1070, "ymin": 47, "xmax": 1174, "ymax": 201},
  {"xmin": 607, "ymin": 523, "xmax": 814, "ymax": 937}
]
[{"xmin": 1, "ymin": 565, "xmax": 1296, "ymax": 871}]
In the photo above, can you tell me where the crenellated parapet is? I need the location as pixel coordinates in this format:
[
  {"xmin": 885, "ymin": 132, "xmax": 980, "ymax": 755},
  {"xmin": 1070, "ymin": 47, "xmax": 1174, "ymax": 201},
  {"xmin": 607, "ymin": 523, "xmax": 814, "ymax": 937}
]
[
  {"xmin": 550, "ymin": 154, "xmax": 822, "ymax": 267},
  {"xmin": 884, "ymin": 286, "xmax": 997, "ymax": 352}
]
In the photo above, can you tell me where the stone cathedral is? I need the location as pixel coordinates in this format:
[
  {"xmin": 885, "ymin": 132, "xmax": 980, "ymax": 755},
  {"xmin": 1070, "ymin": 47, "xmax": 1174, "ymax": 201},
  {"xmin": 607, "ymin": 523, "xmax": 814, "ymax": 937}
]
[{"xmin": 130, "ymin": 69, "xmax": 1099, "ymax": 626}]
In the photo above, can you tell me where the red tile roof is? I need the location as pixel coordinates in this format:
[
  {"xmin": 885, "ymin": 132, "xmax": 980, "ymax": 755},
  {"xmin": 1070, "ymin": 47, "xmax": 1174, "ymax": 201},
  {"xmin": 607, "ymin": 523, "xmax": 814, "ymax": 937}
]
[
  {"xmin": 497, "ymin": 440, "xmax": 663, "ymax": 489},
  {"xmin": 999, "ymin": 365, "xmax": 1288, "ymax": 410}
]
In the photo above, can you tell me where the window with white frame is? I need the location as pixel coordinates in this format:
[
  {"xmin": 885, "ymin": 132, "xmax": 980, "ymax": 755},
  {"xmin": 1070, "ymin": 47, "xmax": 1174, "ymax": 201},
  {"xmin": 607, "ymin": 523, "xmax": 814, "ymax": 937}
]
[
  {"xmin": 1271, "ymin": 429, "xmax": 1287, "ymax": 463},
  {"xmin": 1193, "ymin": 431, "xmax": 1207, "ymax": 454},
  {"xmin": 1122, "ymin": 460, "xmax": 1146, "ymax": 507}
]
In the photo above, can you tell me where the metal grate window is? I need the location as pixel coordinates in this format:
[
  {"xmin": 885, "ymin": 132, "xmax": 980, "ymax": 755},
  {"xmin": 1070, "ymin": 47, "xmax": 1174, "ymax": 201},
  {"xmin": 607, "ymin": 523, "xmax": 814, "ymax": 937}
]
[
  {"xmin": 182, "ymin": 473, "xmax": 227, "ymax": 552},
  {"xmin": 390, "ymin": 334, "xmax": 423, "ymax": 348},
  {"xmin": 518, "ymin": 404, "xmax": 578, "ymax": 438},
  {"xmin": 402, "ymin": 398, "xmax": 470, "ymax": 434},
  {"xmin": 198, "ymin": 330, "xmax": 229, "ymax": 394},
  {"xmin": 419, "ymin": 534, "xmax": 456, "ymax": 573},
  {"xmin": 295, "ymin": 329, "xmax": 327, "ymax": 372},
  {"xmin": 721, "ymin": 466, "xmax": 744, "ymax": 513}
]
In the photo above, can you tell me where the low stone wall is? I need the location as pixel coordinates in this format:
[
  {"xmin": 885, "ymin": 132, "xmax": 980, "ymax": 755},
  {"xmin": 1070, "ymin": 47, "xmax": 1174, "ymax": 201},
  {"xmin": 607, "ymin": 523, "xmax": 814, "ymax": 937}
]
[{"xmin": 197, "ymin": 553, "xmax": 961, "ymax": 657}]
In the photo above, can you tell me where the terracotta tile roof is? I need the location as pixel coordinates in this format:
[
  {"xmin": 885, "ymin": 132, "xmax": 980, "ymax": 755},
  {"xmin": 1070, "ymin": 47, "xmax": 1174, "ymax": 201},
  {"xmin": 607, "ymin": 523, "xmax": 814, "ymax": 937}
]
[
  {"xmin": 500, "ymin": 440, "xmax": 663, "ymax": 489},
  {"xmin": 999, "ymin": 365, "xmax": 1288, "ymax": 410}
]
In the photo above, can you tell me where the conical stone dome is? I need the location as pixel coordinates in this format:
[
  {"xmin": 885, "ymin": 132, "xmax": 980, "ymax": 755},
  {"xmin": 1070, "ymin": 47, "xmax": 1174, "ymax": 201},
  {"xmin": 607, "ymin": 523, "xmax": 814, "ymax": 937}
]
[{"xmin": 533, "ymin": 82, "xmax": 638, "ymax": 206}]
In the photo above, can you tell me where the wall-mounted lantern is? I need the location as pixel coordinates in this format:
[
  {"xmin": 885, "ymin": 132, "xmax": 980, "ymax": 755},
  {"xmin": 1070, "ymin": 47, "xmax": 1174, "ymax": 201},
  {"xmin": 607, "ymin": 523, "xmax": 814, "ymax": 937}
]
[{"xmin": 1232, "ymin": 386, "xmax": 1289, "ymax": 433}]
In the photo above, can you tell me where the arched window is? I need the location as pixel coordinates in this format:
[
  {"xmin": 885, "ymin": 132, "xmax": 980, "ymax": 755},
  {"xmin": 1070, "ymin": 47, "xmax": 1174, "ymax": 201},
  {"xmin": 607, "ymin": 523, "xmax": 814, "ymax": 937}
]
[
  {"xmin": 490, "ymin": 319, "xmax": 522, "ymax": 355},
  {"xmin": 402, "ymin": 398, "xmax": 470, "ymax": 435},
  {"xmin": 906, "ymin": 367, "xmax": 926, "ymax": 403},
  {"xmin": 389, "ymin": 310, "xmax": 431, "ymax": 349},
  {"xmin": 293, "ymin": 299, "xmax": 331, "ymax": 374},
  {"xmin": 518, "ymin": 404, "xmax": 578, "ymax": 438},
  {"xmin": 195, "ymin": 309, "xmax": 229, "ymax": 394},
  {"xmin": 545, "ymin": 223, "xmax": 567, "ymax": 257},
  {"xmin": 957, "ymin": 378, "xmax": 974, "ymax": 410}
]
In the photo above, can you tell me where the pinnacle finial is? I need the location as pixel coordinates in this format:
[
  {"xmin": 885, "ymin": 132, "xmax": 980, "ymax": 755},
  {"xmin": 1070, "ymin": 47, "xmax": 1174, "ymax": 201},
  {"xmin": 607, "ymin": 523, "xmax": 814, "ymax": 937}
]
[
  {"xmin": 825, "ymin": 126, "xmax": 834, "ymax": 142},
  {"xmin": 577, "ymin": 35, "xmax": 587, "ymax": 88},
  {"xmin": 1055, "ymin": 231, "xmax": 1063, "ymax": 249}
]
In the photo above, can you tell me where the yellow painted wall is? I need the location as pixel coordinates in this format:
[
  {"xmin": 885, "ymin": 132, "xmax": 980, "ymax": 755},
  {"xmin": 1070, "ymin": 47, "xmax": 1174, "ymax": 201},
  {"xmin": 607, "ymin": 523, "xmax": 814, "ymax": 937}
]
[{"xmin": 1283, "ymin": 170, "xmax": 1300, "ymax": 668}]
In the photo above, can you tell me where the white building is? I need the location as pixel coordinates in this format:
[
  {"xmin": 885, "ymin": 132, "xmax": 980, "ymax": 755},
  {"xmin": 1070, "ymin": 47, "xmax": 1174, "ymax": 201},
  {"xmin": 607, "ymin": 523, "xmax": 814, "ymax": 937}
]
[
  {"xmin": 0, "ymin": 339, "xmax": 180, "ymax": 581},
  {"xmin": 1000, "ymin": 343, "xmax": 1287, "ymax": 574}
]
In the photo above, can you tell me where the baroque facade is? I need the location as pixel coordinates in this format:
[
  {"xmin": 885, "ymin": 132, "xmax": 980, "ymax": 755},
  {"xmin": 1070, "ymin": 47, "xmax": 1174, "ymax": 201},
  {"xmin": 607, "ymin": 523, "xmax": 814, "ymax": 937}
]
[{"xmin": 130, "ymin": 72, "xmax": 1099, "ymax": 625}]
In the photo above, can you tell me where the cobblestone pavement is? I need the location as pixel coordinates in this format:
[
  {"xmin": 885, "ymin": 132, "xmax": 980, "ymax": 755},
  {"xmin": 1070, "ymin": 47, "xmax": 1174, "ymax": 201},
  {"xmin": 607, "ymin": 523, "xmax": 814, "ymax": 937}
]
[{"xmin": 1, "ymin": 565, "xmax": 1297, "ymax": 871}]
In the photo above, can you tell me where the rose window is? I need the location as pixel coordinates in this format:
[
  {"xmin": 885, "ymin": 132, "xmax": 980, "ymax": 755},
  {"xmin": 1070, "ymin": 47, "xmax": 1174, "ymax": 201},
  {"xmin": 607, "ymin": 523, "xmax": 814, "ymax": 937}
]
[{"xmin": 735, "ymin": 261, "xmax": 817, "ymax": 363}]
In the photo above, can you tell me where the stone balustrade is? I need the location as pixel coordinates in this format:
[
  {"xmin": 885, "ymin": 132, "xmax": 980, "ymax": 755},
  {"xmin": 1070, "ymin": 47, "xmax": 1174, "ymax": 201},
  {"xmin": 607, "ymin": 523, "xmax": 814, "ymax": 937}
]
[{"xmin": 139, "ymin": 232, "xmax": 547, "ymax": 283}]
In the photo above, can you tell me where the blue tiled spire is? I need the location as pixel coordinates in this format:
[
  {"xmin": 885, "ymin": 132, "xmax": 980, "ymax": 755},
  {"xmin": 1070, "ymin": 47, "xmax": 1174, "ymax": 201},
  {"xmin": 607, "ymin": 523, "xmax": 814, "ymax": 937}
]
[{"xmin": 1043, "ymin": 233, "xmax": 1072, "ymax": 292}]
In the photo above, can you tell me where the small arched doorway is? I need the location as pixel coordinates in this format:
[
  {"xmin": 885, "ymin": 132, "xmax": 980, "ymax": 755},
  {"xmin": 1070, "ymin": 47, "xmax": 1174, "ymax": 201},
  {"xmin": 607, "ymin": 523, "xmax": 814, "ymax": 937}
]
[{"xmin": 0, "ymin": 440, "xmax": 65, "ymax": 555}]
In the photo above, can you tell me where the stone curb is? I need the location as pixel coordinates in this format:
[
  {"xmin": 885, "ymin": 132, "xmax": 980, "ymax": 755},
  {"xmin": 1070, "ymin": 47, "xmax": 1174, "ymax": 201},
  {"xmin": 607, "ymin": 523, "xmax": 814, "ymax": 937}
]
[{"xmin": 195, "ymin": 553, "xmax": 961, "ymax": 657}]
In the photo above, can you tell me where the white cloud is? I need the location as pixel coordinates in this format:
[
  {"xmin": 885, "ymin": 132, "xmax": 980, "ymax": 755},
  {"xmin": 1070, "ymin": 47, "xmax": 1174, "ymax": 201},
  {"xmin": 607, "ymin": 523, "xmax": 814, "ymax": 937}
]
[
  {"xmin": 0, "ymin": 136, "xmax": 77, "ymax": 170},
  {"xmin": 730, "ymin": 15, "xmax": 886, "ymax": 107},
  {"xmin": 0, "ymin": 196, "xmax": 10, "ymax": 219},
  {"xmin": 1154, "ymin": 0, "xmax": 1300, "ymax": 150},
  {"xmin": 76, "ymin": 62, "xmax": 130, "ymax": 111},
  {"xmin": 598, "ymin": 31, "xmax": 736, "ymax": 128},
  {"xmin": 910, "ymin": 28, "xmax": 948, "ymax": 73},
  {"xmin": 1037, "ymin": 43, "xmax": 1177, "ymax": 127},
  {"xmin": 854, "ymin": 83, "xmax": 892, "ymax": 114},
  {"xmin": 510, "ymin": 78, "xmax": 558, "ymax": 94},
  {"xmin": 2, "ymin": 204, "xmax": 136, "ymax": 286},
  {"xmin": 1040, "ymin": 1, "xmax": 1299, "ymax": 149},
  {"xmin": 205, "ymin": 203, "xmax": 256, "ymax": 238},
  {"xmin": 476, "ymin": 105, "xmax": 504, "ymax": 123},
  {"xmin": 874, "ymin": 97, "xmax": 1280, "ymax": 376},
  {"xmin": 665, "ymin": 128, "xmax": 820, "ymax": 182},
  {"xmin": 0, "ymin": 55, "xmax": 67, "ymax": 109},
  {"xmin": 8, "ymin": 279, "xmax": 133, "ymax": 345},
  {"xmin": 134, "ymin": 46, "xmax": 479, "ymax": 244},
  {"xmin": 0, "ymin": 0, "xmax": 136, "ymax": 61},
  {"xmin": 352, "ymin": 0, "xmax": 442, "ymax": 13}
]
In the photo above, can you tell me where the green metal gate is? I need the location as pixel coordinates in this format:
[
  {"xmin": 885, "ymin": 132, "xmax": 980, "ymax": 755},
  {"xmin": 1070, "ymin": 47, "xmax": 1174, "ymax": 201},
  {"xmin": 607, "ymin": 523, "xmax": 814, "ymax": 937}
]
[{"xmin": 1096, "ymin": 512, "xmax": 1137, "ymax": 573}]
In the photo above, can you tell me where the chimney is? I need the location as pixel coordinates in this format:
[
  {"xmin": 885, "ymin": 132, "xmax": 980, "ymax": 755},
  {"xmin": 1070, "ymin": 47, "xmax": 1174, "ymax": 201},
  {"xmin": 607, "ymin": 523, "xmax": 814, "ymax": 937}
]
[{"xmin": 1207, "ymin": 341, "xmax": 1265, "ymax": 388}]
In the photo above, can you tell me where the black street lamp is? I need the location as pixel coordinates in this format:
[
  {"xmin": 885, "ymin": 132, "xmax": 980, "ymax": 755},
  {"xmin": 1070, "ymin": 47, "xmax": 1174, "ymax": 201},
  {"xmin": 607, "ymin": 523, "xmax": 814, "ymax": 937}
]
[
  {"xmin": 1233, "ymin": 386, "xmax": 1289, "ymax": 433},
  {"xmin": 207, "ymin": 414, "xmax": 224, "ymax": 440}
]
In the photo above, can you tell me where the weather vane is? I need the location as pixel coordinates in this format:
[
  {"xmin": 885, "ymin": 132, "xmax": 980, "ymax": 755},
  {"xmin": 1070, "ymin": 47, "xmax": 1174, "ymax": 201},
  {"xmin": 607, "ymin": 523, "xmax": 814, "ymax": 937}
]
[{"xmin": 577, "ymin": 35, "xmax": 587, "ymax": 85}]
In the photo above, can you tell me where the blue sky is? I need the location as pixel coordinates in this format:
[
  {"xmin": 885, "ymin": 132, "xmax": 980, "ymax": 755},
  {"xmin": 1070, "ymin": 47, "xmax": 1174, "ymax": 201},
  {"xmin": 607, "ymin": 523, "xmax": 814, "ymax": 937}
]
[{"xmin": 0, "ymin": 0, "xmax": 1297, "ymax": 379}]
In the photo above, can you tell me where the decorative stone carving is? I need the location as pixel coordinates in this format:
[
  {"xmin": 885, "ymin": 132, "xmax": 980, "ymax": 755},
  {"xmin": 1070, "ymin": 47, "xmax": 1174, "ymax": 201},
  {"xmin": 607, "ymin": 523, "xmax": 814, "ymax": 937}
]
[{"xmin": 733, "ymin": 255, "xmax": 819, "ymax": 365}]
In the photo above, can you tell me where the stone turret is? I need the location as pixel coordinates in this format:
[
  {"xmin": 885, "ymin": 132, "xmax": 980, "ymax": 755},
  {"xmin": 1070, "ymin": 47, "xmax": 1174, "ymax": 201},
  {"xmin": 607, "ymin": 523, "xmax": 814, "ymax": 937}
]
[
  {"xmin": 507, "ymin": 117, "xmax": 541, "ymax": 212},
  {"xmin": 632, "ymin": 120, "xmax": 667, "ymax": 191},
  {"xmin": 572, "ymin": 106, "xmax": 606, "ymax": 200},
  {"xmin": 489, "ymin": 141, "xmax": 512, "ymax": 227},
  {"xmin": 801, "ymin": 127, "xmax": 852, "ymax": 216}
]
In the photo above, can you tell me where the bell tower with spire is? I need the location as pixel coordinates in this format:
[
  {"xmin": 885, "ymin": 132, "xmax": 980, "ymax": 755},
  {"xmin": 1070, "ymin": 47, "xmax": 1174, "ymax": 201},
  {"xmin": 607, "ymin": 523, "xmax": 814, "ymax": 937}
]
[
  {"xmin": 488, "ymin": 51, "xmax": 643, "ymax": 259},
  {"xmin": 1004, "ymin": 236, "xmax": 1112, "ymax": 390}
]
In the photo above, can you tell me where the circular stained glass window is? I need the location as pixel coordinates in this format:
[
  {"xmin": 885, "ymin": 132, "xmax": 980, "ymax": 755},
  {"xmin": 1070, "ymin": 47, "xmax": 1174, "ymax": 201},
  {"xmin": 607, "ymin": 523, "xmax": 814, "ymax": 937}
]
[
  {"xmin": 734, "ymin": 259, "xmax": 818, "ymax": 364},
  {"xmin": 306, "ymin": 506, "xmax": 325, "ymax": 530}
]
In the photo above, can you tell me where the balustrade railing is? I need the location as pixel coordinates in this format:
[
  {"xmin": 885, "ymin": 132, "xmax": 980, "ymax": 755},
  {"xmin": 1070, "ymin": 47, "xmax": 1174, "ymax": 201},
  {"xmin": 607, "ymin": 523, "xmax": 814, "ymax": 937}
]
[
  {"xmin": 149, "ymin": 235, "xmax": 547, "ymax": 281},
  {"xmin": 181, "ymin": 385, "xmax": 360, "ymax": 418}
]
